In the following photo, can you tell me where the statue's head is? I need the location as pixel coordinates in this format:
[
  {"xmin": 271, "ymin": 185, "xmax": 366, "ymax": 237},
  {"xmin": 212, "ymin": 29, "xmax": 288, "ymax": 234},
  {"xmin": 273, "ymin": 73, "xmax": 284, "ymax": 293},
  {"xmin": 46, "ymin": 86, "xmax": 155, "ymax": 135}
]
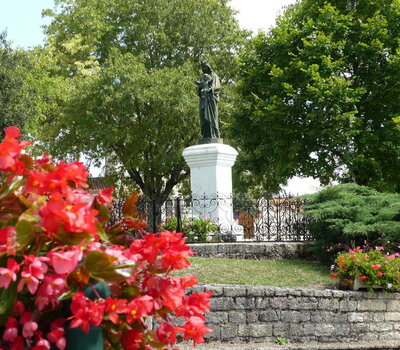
[{"xmin": 201, "ymin": 60, "xmax": 212, "ymax": 74}]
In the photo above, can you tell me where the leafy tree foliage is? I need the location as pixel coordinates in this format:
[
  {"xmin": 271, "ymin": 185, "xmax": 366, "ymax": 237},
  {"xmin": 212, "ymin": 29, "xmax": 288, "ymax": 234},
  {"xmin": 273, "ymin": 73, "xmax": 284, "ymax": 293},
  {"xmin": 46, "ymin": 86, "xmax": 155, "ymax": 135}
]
[
  {"xmin": 0, "ymin": 32, "xmax": 38, "ymax": 134},
  {"xmin": 303, "ymin": 184, "xmax": 400, "ymax": 264},
  {"xmin": 232, "ymin": 0, "xmax": 400, "ymax": 193},
  {"xmin": 32, "ymin": 0, "xmax": 246, "ymax": 211}
]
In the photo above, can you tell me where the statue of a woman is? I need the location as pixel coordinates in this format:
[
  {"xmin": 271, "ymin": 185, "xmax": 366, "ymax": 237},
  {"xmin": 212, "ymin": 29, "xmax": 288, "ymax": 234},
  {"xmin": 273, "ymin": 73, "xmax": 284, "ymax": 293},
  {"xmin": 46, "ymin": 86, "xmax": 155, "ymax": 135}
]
[{"xmin": 196, "ymin": 61, "xmax": 221, "ymax": 142}]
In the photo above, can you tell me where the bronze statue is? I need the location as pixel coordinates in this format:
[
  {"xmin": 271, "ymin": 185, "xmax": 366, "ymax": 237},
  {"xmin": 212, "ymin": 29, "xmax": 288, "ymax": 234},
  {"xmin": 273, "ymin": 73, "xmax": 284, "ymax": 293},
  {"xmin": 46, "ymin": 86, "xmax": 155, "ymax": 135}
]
[{"xmin": 196, "ymin": 61, "xmax": 222, "ymax": 143}]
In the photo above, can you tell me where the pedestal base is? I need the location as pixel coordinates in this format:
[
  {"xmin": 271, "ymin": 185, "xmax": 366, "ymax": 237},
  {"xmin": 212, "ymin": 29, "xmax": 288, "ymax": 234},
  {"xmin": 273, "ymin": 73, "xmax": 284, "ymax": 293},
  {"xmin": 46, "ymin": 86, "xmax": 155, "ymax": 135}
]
[
  {"xmin": 198, "ymin": 137, "xmax": 223, "ymax": 145},
  {"xmin": 182, "ymin": 143, "xmax": 241, "ymax": 238}
]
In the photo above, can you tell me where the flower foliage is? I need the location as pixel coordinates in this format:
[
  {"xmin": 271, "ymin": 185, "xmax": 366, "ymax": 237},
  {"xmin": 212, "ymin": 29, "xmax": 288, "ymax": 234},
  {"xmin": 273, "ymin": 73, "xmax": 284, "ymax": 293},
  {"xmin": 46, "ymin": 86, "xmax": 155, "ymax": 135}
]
[
  {"xmin": 161, "ymin": 217, "xmax": 218, "ymax": 243},
  {"xmin": 0, "ymin": 127, "xmax": 212, "ymax": 349},
  {"xmin": 331, "ymin": 247, "xmax": 400, "ymax": 292}
]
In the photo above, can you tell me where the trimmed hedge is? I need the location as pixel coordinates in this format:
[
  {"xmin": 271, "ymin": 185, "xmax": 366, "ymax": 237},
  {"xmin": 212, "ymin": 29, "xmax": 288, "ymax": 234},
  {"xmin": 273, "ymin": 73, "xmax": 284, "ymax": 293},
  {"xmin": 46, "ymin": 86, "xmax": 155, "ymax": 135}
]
[{"xmin": 303, "ymin": 184, "xmax": 400, "ymax": 263}]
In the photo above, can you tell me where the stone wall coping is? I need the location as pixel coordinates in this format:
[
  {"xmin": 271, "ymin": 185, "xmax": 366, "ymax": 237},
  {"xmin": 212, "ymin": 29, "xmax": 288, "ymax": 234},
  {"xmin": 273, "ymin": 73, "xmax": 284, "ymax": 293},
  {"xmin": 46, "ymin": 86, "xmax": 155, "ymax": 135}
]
[
  {"xmin": 189, "ymin": 283, "xmax": 400, "ymax": 300},
  {"xmin": 179, "ymin": 341, "xmax": 400, "ymax": 350},
  {"xmin": 189, "ymin": 242, "xmax": 314, "ymax": 247}
]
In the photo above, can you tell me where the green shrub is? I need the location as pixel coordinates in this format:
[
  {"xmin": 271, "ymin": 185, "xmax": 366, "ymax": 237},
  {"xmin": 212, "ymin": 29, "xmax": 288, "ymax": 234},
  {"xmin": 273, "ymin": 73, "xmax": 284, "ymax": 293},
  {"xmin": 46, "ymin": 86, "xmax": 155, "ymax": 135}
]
[
  {"xmin": 161, "ymin": 217, "xmax": 218, "ymax": 243},
  {"xmin": 303, "ymin": 184, "xmax": 400, "ymax": 263}
]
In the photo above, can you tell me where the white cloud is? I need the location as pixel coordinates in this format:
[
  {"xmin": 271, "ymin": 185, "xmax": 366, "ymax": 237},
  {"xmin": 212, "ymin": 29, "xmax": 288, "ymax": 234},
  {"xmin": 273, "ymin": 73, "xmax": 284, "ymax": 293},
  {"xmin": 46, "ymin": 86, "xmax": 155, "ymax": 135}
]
[{"xmin": 230, "ymin": 0, "xmax": 297, "ymax": 33}]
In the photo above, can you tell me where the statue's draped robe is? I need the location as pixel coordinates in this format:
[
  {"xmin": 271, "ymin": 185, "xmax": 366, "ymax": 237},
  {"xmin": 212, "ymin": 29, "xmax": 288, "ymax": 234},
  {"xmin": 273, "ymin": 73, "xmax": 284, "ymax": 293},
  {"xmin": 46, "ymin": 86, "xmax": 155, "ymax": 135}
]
[{"xmin": 198, "ymin": 72, "xmax": 220, "ymax": 139}]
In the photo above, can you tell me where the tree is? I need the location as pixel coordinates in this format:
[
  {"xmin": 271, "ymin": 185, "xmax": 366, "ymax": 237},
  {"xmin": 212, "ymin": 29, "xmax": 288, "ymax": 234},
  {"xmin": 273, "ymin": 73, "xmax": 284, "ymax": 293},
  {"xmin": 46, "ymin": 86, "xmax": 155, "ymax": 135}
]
[
  {"xmin": 32, "ymin": 0, "xmax": 246, "ymax": 217},
  {"xmin": 0, "ymin": 32, "xmax": 38, "ymax": 134},
  {"xmin": 231, "ymin": 0, "xmax": 400, "ymax": 193}
]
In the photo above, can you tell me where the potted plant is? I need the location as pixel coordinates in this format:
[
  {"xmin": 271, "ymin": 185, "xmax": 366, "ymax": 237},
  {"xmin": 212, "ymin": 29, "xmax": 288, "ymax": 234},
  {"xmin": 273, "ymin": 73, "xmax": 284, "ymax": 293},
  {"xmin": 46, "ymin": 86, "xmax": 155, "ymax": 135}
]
[{"xmin": 0, "ymin": 127, "xmax": 212, "ymax": 349}]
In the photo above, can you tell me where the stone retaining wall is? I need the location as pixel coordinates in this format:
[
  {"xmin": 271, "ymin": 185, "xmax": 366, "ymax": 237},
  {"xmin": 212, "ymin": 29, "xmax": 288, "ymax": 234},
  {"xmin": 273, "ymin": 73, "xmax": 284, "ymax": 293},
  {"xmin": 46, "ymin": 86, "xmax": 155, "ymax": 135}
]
[
  {"xmin": 189, "ymin": 284, "xmax": 400, "ymax": 344},
  {"xmin": 189, "ymin": 242, "xmax": 315, "ymax": 260}
]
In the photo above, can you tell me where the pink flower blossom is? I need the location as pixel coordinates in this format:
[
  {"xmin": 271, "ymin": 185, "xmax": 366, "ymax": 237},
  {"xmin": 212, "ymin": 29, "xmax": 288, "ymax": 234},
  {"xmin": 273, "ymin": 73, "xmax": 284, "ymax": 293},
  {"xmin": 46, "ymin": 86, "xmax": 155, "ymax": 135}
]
[
  {"xmin": 3, "ymin": 317, "xmax": 18, "ymax": 342},
  {"xmin": 56, "ymin": 337, "xmax": 66, "ymax": 350},
  {"xmin": 18, "ymin": 255, "xmax": 49, "ymax": 294},
  {"xmin": 3, "ymin": 327, "xmax": 18, "ymax": 342},
  {"xmin": 35, "ymin": 338, "xmax": 51, "ymax": 349},
  {"xmin": 48, "ymin": 319, "xmax": 65, "ymax": 348},
  {"xmin": 20, "ymin": 312, "xmax": 38, "ymax": 338},
  {"xmin": 48, "ymin": 249, "xmax": 82, "ymax": 275},
  {"xmin": 36, "ymin": 274, "xmax": 66, "ymax": 310},
  {"xmin": 0, "ymin": 258, "xmax": 20, "ymax": 288}
]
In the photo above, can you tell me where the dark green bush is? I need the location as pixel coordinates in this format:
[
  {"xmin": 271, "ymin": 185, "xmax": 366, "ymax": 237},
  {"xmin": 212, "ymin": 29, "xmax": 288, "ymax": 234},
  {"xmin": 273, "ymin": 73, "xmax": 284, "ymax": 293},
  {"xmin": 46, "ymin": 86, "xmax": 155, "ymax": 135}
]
[{"xmin": 303, "ymin": 184, "xmax": 400, "ymax": 264}]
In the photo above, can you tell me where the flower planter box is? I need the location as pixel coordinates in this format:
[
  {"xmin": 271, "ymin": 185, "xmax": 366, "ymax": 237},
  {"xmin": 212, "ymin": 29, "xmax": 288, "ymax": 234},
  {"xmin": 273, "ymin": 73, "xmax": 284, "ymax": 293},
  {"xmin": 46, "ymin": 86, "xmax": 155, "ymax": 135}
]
[{"xmin": 352, "ymin": 276, "xmax": 380, "ymax": 291}]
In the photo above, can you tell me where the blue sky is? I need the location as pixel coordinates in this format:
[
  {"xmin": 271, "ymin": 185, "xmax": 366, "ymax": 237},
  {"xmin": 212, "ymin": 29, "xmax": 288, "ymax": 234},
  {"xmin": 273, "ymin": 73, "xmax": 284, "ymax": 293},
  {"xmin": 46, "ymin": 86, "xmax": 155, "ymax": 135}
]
[{"xmin": 0, "ymin": 0, "xmax": 54, "ymax": 48}]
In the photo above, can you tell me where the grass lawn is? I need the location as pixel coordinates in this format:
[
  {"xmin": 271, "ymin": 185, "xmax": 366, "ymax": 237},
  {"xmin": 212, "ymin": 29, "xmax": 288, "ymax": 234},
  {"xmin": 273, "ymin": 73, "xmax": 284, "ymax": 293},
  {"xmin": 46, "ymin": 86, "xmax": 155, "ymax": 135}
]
[{"xmin": 174, "ymin": 258, "xmax": 332, "ymax": 288}]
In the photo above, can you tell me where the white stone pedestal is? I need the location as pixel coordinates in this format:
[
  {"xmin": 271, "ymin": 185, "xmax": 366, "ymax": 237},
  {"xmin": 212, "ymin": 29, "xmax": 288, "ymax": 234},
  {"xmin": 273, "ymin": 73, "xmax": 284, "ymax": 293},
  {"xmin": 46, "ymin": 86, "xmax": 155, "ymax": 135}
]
[{"xmin": 182, "ymin": 143, "xmax": 239, "ymax": 236}]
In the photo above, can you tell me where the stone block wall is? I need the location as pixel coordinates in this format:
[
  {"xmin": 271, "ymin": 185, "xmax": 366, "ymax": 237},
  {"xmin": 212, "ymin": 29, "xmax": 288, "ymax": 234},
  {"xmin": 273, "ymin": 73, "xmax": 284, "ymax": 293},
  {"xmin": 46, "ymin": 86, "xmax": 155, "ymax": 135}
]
[
  {"xmin": 189, "ymin": 242, "xmax": 315, "ymax": 260},
  {"xmin": 188, "ymin": 284, "xmax": 400, "ymax": 344}
]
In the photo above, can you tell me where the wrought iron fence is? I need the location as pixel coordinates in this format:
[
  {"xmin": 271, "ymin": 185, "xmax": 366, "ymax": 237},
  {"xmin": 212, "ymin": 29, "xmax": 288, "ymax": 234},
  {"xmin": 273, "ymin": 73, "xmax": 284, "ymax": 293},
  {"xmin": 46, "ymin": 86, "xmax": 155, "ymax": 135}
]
[{"xmin": 109, "ymin": 194, "xmax": 311, "ymax": 242}]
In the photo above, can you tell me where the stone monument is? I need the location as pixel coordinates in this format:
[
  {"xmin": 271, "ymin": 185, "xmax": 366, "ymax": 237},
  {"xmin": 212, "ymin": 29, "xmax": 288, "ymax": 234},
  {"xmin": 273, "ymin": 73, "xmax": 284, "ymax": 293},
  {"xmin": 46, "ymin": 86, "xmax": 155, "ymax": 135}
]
[{"xmin": 182, "ymin": 61, "xmax": 240, "ymax": 236}]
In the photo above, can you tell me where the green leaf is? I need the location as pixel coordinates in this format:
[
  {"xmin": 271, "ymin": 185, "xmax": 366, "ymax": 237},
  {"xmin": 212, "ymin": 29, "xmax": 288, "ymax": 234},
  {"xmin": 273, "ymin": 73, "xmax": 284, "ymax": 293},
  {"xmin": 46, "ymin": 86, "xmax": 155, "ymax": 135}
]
[
  {"xmin": 57, "ymin": 288, "xmax": 77, "ymax": 301},
  {"xmin": 84, "ymin": 251, "xmax": 129, "ymax": 282},
  {"xmin": 15, "ymin": 220, "xmax": 35, "ymax": 250},
  {"xmin": 92, "ymin": 197, "xmax": 110, "ymax": 224},
  {"xmin": 0, "ymin": 177, "xmax": 25, "ymax": 201},
  {"xmin": 0, "ymin": 281, "xmax": 17, "ymax": 326},
  {"xmin": 54, "ymin": 229, "xmax": 93, "ymax": 246},
  {"xmin": 96, "ymin": 222, "xmax": 108, "ymax": 241}
]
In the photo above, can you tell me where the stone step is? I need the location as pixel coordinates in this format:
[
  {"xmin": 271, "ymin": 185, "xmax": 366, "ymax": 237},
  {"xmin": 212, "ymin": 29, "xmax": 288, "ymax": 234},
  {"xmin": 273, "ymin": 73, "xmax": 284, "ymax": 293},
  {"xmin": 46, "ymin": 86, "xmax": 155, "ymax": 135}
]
[{"xmin": 179, "ymin": 341, "xmax": 400, "ymax": 350}]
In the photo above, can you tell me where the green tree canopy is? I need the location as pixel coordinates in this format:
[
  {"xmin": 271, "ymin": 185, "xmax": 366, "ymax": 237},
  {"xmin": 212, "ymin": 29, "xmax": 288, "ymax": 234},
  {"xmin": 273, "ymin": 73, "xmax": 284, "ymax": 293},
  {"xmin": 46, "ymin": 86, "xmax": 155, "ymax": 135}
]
[
  {"xmin": 0, "ymin": 32, "xmax": 38, "ymax": 134},
  {"xmin": 32, "ymin": 0, "xmax": 247, "ymax": 204},
  {"xmin": 232, "ymin": 0, "xmax": 400, "ymax": 193}
]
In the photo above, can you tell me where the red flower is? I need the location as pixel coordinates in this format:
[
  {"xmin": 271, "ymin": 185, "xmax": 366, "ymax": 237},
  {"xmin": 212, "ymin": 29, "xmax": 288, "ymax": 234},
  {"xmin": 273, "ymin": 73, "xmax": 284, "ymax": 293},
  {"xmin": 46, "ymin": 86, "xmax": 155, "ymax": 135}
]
[
  {"xmin": 69, "ymin": 292, "xmax": 105, "ymax": 333},
  {"xmin": 179, "ymin": 316, "xmax": 212, "ymax": 345},
  {"xmin": 377, "ymin": 271, "xmax": 384, "ymax": 277},
  {"xmin": 360, "ymin": 275, "xmax": 368, "ymax": 281},
  {"xmin": 105, "ymin": 298, "xmax": 128, "ymax": 324},
  {"xmin": 337, "ymin": 261, "xmax": 346, "ymax": 267},
  {"xmin": 330, "ymin": 273, "xmax": 338, "ymax": 278},
  {"xmin": 25, "ymin": 161, "xmax": 89, "ymax": 195},
  {"xmin": 0, "ymin": 127, "xmax": 30, "ymax": 172},
  {"xmin": 121, "ymin": 329, "xmax": 144, "ymax": 350},
  {"xmin": 161, "ymin": 233, "xmax": 194, "ymax": 271},
  {"xmin": 178, "ymin": 292, "xmax": 212, "ymax": 318},
  {"xmin": 126, "ymin": 295, "xmax": 155, "ymax": 324},
  {"xmin": 9, "ymin": 336, "xmax": 24, "ymax": 350},
  {"xmin": 158, "ymin": 277, "xmax": 185, "ymax": 310},
  {"xmin": 97, "ymin": 187, "xmax": 114, "ymax": 204},
  {"xmin": 156, "ymin": 323, "xmax": 177, "ymax": 345},
  {"xmin": 39, "ymin": 194, "xmax": 99, "ymax": 236},
  {"xmin": 0, "ymin": 226, "xmax": 17, "ymax": 255}
]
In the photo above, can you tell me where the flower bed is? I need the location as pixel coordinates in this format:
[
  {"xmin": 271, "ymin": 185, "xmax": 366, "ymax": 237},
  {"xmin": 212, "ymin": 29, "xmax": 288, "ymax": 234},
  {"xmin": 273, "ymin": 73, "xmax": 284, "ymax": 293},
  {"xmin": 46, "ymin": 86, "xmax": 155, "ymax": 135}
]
[
  {"xmin": 0, "ymin": 127, "xmax": 211, "ymax": 350},
  {"xmin": 330, "ymin": 248, "xmax": 400, "ymax": 291}
]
